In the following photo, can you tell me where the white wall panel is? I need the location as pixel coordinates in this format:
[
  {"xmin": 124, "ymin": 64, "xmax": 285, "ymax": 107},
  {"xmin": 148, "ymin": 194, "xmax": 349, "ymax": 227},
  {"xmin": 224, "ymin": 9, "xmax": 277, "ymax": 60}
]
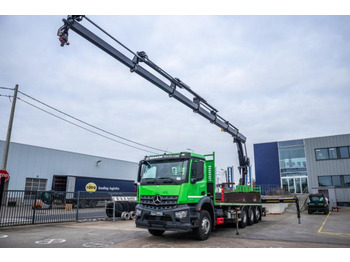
[{"xmin": 0, "ymin": 141, "xmax": 138, "ymax": 190}]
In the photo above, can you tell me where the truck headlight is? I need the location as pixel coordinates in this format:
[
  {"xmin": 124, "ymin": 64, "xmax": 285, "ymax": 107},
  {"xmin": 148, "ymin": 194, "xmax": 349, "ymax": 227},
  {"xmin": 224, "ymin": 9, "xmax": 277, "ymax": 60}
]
[
  {"xmin": 175, "ymin": 210, "xmax": 188, "ymax": 219},
  {"xmin": 136, "ymin": 209, "xmax": 142, "ymax": 217}
]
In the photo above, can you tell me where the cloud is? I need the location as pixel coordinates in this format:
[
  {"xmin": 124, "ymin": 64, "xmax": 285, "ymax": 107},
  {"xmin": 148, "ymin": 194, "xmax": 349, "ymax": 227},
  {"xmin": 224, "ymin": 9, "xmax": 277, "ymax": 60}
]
[{"xmin": 1, "ymin": 15, "xmax": 350, "ymax": 176}]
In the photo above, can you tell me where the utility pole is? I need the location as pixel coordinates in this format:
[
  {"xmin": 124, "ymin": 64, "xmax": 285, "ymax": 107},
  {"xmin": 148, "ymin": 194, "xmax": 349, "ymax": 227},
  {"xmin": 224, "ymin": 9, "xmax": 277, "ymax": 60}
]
[{"xmin": 1, "ymin": 84, "xmax": 18, "ymax": 188}]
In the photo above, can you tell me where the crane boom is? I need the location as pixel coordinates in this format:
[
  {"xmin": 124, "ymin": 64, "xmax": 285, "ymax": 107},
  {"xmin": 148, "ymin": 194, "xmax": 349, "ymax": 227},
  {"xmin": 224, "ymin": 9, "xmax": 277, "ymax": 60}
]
[{"xmin": 57, "ymin": 15, "xmax": 250, "ymax": 184}]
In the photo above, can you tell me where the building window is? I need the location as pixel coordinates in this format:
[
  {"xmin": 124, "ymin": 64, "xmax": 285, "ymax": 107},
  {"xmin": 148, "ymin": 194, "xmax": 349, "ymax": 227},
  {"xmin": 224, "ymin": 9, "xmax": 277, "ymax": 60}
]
[
  {"xmin": 328, "ymin": 148, "xmax": 338, "ymax": 159},
  {"xmin": 344, "ymin": 176, "xmax": 350, "ymax": 187},
  {"xmin": 318, "ymin": 176, "xmax": 332, "ymax": 187},
  {"xmin": 279, "ymin": 146, "xmax": 306, "ymax": 170},
  {"xmin": 278, "ymin": 140, "xmax": 304, "ymax": 147},
  {"xmin": 332, "ymin": 176, "xmax": 341, "ymax": 187},
  {"xmin": 315, "ymin": 149, "xmax": 329, "ymax": 160},
  {"xmin": 316, "ymin": 146, "xmax": 350, "ymax": 160},
  {"xmin": 318, "ymin": 175, "xmax": 349, "ymax": 187},
  {"xmin": 340, "ymin": 147, "xmax": 350, "ymax": 159}
]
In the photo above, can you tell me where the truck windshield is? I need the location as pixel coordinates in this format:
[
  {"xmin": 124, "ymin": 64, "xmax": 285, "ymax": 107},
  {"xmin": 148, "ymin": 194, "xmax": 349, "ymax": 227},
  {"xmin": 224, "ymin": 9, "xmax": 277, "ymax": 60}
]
[{"xmin": 140, "ymin": 160, "xmax": 189, "ymax": 185}]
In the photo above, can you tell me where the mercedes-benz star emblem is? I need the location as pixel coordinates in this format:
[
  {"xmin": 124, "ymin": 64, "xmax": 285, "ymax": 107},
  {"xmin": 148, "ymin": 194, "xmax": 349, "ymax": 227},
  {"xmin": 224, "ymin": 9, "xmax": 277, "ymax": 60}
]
[{"xmin": 153, "ymin": 195, "xmax": 162, "ymax": 205}]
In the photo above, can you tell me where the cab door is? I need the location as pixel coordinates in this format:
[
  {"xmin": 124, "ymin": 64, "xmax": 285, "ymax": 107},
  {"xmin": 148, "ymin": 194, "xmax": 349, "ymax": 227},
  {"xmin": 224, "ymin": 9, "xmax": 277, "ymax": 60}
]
[{"xmin": 187, "ymin": 159, "xmax": 206, "ymax": 203}]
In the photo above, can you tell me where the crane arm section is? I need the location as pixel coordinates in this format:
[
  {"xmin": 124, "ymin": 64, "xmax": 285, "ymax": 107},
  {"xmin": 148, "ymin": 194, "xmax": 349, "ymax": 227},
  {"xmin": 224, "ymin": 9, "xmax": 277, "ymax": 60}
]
[{"xmin": 57, "ymin": 15, "xmax": 250, "ymax": 184}]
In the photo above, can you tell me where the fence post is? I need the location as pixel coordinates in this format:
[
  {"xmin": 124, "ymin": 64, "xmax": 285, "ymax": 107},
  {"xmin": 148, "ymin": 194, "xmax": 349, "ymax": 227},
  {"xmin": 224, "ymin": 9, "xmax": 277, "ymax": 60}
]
[
  {"xmin": 76, "ymin": 191, "xmax": 80, "ymax": 221},
  {"xmin": 32, "ymin": 191, "xmax": 37, "ymax": 224},
  {"xmin": 113, "ymin": 201, "xmax": 115, "ymax": 221},
  {"xmin": 0, "ymin": 176, "xmax": 5, "ymax": 212}
]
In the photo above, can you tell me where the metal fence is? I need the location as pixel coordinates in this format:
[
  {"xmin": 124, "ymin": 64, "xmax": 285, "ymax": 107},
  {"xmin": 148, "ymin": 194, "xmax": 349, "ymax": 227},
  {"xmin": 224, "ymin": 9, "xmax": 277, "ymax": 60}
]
[
  {"xmin": 258, "ymin": 184, "xmax": 290, "ymax": 196},
  {"xmin": 258, "ymin": 184, "xmax": 309, "ymax": 196},
  {"xmin": 0, "ymin": 190, "xmax": 134, "ymax": 227}
]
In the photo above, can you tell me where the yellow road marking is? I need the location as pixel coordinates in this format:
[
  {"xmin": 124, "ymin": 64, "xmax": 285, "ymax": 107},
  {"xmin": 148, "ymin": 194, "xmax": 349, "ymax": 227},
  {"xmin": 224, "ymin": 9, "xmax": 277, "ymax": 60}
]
[{"xmin": 318, "ymin": 211, "xmax": 350, "ymax": 237}]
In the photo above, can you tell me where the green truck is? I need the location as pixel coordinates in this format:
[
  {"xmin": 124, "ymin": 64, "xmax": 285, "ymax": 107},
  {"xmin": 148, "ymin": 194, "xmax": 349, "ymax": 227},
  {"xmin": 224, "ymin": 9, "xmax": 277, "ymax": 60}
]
[{"xmin": 135, "ymin": 152, "xmax": 263, "ymax": 240}]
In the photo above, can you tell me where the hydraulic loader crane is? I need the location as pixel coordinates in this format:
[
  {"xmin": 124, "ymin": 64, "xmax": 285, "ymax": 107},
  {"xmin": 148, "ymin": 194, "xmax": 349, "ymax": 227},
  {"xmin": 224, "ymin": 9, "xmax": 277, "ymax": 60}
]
[
  {"xmin": 57, "ymin": 16, "xmax": 301, "ymax": 239},
  {"xmin": 57, "ymin": 15, "xmax": 251, "ymax": 185}
]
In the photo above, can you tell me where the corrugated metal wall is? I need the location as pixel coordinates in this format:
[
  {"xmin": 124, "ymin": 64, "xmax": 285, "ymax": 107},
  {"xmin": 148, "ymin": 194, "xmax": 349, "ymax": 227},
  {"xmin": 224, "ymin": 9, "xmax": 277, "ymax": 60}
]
[
  {"xmin": 0, "ymin": 141, "xmax": 138, "ymax": 190},
  {"xmin": 304, "ymin": 134, "xmax": 350, "ymax": 202}
]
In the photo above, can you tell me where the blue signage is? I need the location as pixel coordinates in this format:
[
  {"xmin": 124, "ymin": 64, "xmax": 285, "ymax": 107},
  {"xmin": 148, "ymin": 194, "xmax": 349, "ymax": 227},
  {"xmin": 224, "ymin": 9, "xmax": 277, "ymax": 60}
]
[
  {"xmin": 246, "ymin": 165, "xmax": 251, "ymax": 185},
  {"xmin": 227, "ymin": 166, "xmax": 233, "ymax": 189}
]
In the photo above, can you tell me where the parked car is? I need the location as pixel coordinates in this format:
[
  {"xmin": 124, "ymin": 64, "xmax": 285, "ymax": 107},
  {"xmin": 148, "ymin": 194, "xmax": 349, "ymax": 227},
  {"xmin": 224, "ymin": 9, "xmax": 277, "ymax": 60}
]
[{"xmin": 307, "ymin": 193, "xmax": 329, "ymax": 215}]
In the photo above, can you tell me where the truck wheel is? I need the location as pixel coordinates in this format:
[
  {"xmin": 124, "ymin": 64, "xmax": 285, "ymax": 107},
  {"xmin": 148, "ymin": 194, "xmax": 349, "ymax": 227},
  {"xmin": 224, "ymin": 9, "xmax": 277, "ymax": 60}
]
[
  {"xmin": 254, "ymin": 206, "xmax": 261, "ymax": 223},
  {"xmin": 90, "ymin": 200, "xmax": 97, "ymax": 208},
  {"xmin": 79, "ymin": 200, "xmax": 87, "ymax": 209},
  {"xmin": 308, "ymin": 209, "xmax": 313, "ymax": 214},
  {"xmin": 106, "ymin": 203, "xmax": 114, "ymax": 218},
  {"xmin": 193, "ymin": 210, "xmax": 212, "ymax": 240},
  {"xmin": 247, "ymin": 206, "xmax": 254, "ymax": 226},
  {"xmin": 239, "ymin": 207, "xmax": 247, "ymax": 228},
  {"xmin": 115, "ymin": 202, "xmax": 123, "ymax": 217},
  {"xmin": 148, "ymin": 229, "xmax": 165, "ymax": 236}
]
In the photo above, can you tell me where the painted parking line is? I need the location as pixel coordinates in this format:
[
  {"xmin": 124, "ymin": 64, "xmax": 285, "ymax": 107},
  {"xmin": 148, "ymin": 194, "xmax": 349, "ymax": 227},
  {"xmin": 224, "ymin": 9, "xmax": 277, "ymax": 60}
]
[
  {"xmin": 35, "ymin": 239, "xmax": 66, "ymax": 245},
  {"xmin": 82, "ymin": 241, "xmax": 114, "ymax": 248},
  {"xmin": 318, "ymin": 211, "xmax": 350, "ymax": 237}
]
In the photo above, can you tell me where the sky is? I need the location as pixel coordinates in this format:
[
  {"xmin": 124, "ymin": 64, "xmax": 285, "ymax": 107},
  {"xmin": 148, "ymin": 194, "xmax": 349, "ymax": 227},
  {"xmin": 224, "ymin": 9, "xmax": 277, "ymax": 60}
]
[{"xmin": 1, "ymin": 10, "xmax": 350, "ymax": 180}]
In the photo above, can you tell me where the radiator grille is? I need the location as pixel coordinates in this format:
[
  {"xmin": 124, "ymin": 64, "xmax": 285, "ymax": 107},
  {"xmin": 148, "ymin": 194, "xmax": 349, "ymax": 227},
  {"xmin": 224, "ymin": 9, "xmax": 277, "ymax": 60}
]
[{"xmin": 140, "ymin": 195, "xmax": 178, "ymax": 210}]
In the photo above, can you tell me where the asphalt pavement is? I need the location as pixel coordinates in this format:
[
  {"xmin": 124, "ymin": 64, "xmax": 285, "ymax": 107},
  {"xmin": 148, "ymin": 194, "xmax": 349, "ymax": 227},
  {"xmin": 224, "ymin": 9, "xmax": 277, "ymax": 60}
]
[{"xmin": 0, "ymin": 207, "xmax": 350, "ymax": 248}]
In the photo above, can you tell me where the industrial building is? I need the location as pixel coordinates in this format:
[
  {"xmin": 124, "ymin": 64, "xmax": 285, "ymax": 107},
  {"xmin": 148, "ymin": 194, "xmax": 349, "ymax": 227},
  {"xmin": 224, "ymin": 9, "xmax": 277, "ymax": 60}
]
[
  {"xmin": 0, "ymin": 140, "xmax": 138, "ymax": 191},
  {"xmin": 254, "ymin": 134, "xmax": 350, "ymax": 206}
]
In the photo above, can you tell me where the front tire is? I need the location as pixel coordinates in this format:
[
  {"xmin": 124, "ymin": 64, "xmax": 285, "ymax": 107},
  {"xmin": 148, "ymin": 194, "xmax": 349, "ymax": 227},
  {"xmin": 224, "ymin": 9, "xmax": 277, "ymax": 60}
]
[
  {"xmin": 148, "ymin": 229, "xmax": 165, "ymax": 236},
  {"xmin": 194, "ymin": 210, "xmax": 212, "ymax": 240}
]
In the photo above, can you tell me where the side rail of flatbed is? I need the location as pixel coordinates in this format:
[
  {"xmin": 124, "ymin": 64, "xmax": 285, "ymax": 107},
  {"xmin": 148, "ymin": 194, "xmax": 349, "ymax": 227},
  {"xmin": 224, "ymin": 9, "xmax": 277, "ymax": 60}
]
[{"xmin": 261, "ymin": 197, "xmax": 301, "ymax": 224}]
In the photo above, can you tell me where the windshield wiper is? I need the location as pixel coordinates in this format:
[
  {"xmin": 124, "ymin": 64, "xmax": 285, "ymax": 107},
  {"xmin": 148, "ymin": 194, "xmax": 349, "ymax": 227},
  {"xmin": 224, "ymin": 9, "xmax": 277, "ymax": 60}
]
[
  {"xmin": 142, "ymin": 178, "xmax": 159, "ymax": 184},
  {"xmin": 157, "ymin": 177, "xmax": 175, "ymax": 184}
]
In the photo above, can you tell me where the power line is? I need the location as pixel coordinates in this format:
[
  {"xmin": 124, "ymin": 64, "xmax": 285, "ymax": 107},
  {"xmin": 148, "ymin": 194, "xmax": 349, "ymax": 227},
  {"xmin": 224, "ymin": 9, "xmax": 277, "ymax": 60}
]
[
  {"xmin": 16, "ymin": 96, "xmax": 159, "ymax": 155},
  {"xmin": 0, "ymin": 94, "xmax": 13, "ymax": 99},
  {"xmin": 0, "ymin": 87, "xmax": 15, "ymax": 91},
  {"xmin": 18, "ymin": 91, "xmax": 168, "ymax": 153}
]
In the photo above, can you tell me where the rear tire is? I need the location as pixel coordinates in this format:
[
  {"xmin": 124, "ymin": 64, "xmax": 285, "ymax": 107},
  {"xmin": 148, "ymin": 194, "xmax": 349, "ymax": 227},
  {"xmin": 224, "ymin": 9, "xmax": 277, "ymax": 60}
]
[
  {"xmin": 254, "ymin": 206, "xmax": 261, "ymax": 223},
  {"xmin": 193, "ymin": 210, "xmax": 212, "ymax": 240},
  {"xmin": 239, "ymin": 207, "xmax": 247, "ymax": 228},
  {"xmin": 79, "ymin": 199, "xmax": 87, "ymax": 209},
  {"xmin": 90, "ymin": 200, "xmax": 97, "ymax": 208},
  {"xmin": 247, "ymin": 206, "xmax": 254, "ymax": 226},
  {"xmin": 106, "ymin": 203, "xmax": 114, "ymax": 218},
  {"xmin": 148, "ymin": 229, "xmax": 165, "ymax": 236}
]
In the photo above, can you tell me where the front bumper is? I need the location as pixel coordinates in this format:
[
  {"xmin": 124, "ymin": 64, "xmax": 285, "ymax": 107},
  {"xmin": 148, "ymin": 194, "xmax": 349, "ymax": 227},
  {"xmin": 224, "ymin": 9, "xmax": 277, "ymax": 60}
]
[
  {"xmin": 308, "ymin": 204, "xmax": 328, "ymax": 211},
  {"xmin": 135, "ymin": 204, "xmax": 199, "ymax": 232}
]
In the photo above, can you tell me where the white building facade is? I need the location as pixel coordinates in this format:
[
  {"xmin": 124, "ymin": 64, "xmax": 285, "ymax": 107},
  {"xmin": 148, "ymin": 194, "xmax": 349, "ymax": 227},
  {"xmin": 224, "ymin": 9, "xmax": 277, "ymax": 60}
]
[{"xmin": 0, "ymin": 140, "xmax": 138, "ymax": 191}]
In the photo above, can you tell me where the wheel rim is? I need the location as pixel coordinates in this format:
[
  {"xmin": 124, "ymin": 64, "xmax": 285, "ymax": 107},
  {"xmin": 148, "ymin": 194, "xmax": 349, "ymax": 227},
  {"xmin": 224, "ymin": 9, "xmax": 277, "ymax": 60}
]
[
  {"xmin": 250, "ymin": 209, "xmax": 254, "ymax": 221},
  {"xmin": 242, "ymin": 210, "xmax": 247, "ymax": 223},
  {"xmin": 256, "ymin": 208, "xmax": 260, "ymax": 219},
  {"xmin": 201, "ymin": 217, "xmax": 211, "ymax": 235}
]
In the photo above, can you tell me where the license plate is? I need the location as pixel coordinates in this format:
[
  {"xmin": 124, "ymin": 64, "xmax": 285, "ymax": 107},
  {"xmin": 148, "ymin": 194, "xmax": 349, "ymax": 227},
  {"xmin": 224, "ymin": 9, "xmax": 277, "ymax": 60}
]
[{"xmin": 150, "ymin": 211, "xmax": 164, "ymax": 216}]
